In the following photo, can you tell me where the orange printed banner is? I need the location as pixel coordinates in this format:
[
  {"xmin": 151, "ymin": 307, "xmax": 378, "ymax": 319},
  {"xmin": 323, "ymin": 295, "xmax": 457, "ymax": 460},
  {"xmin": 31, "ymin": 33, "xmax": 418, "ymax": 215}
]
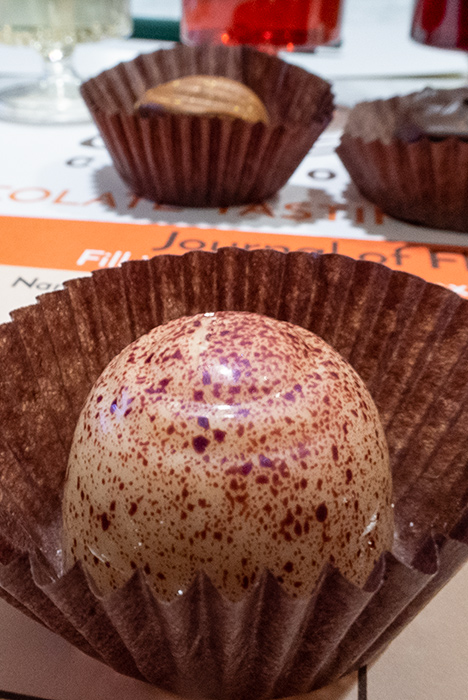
[{"xmin": 1, "ymin": 215, "xmax": 468, "ymax": 297}]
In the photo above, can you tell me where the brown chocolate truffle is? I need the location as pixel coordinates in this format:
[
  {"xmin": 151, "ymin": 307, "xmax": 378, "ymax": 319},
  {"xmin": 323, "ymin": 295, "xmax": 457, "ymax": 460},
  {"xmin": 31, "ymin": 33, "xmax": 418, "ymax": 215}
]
[
  {"xmin": 337, "ymin": 87, "xmax": 468, "ymax": 232},
  {"xmin": 396, "ymin": 87, "xmax": 468, "ymax": 141}
]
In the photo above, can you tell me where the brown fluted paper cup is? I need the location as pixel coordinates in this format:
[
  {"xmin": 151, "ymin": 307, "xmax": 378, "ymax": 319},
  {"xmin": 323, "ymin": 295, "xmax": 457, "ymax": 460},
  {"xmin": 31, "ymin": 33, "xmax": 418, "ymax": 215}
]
[
  {"xmin": 80, "ymin": 45, "xmax": 334, "ymax": 207},
  {"xmin": 337, "ymin": 89, "xmax": 468, "ymax": 233},
  {"xmin": 0, "ymin": 248, "xmax": 468, "ymax": 699}
]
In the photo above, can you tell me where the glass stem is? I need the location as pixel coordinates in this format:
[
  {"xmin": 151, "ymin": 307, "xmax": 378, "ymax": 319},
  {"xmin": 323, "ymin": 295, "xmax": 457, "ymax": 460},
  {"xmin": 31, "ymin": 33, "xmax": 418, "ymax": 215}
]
[{"xmin": 41, "ymin": 51, "xmax": 79, "ymax": 88}]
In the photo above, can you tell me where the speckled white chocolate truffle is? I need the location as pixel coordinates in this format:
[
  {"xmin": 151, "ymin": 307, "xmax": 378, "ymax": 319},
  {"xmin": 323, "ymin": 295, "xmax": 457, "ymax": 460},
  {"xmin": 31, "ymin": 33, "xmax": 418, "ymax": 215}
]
[{"xmin": 63, "ymin": 311, "xmax": 393, "ymax": 600}]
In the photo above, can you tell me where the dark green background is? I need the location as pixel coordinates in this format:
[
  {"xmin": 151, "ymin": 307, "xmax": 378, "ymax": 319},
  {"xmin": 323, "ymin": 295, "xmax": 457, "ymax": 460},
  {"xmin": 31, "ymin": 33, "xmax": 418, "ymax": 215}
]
[{"xmin": 132, "ymin": 17, "xmax": 181, "ymax": 42}]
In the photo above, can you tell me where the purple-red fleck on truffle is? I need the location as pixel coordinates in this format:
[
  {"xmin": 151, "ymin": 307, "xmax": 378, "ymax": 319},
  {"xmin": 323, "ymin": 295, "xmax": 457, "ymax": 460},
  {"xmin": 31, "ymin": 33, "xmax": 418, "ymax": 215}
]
[{"xmin": 63, "ymin": 310, "xmax": 393, "ymax": 602}]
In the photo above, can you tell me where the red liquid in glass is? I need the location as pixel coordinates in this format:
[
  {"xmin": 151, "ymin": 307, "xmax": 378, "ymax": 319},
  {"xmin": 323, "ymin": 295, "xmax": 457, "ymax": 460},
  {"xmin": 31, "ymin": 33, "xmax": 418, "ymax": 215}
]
[
  {"xmin": 411, "ymin": 0, "xmax": 468, "ymax": 50},
  {"xmin": 181, "ymin": 0, "xmax": 344, "ymax": 50}
]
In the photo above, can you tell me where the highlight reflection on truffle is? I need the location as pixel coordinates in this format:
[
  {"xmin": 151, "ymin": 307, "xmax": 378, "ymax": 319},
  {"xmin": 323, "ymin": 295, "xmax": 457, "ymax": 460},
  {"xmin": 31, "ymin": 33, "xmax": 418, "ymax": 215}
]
[{"xmin": 63, "ymin": 311, "xmax": 393, "ymax": 600}]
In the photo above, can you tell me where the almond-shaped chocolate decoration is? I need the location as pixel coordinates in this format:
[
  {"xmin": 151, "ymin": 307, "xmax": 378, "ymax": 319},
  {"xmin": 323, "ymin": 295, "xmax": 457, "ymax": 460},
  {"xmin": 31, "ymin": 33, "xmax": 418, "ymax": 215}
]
[
  {"xmin": 135, "ymin": 75, "xmax": 269, "ymax": 124},
  {"xmin": 63, "ymin": 311, "xmax": 393, "ymax": 601}
]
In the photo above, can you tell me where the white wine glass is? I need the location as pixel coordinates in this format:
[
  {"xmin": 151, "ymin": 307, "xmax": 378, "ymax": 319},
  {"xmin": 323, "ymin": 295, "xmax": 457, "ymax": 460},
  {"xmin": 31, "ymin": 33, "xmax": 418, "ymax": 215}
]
[{"xmin": 0, "ymin": 0, "xmax": 132, "ymax": 124}]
